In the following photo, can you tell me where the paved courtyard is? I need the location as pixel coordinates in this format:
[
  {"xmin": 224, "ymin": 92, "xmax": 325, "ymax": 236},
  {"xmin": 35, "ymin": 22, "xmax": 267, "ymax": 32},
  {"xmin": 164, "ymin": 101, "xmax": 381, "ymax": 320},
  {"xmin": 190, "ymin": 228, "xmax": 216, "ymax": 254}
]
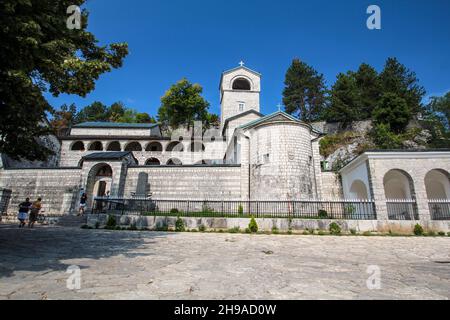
[{"xmin": 0, "ymin": 224, "xmax": 449, "ymax": 300}]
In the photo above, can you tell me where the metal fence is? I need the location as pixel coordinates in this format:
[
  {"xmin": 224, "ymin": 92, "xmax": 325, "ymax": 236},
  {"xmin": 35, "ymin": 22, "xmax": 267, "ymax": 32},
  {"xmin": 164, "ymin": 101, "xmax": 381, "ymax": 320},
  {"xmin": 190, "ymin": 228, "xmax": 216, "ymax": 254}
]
[
  {"xmin": 92, "ymin": 197, "xmax": 377, "ymax": 220},
  {"xmin": 0, "ymin": 188, "xmax": 12, "ymax": 216},
  {"xmin": 428, "ymin": 199, "xmax": 450, "ymax": 220},
  {"xmin": 386, "ymin": 199, "xmax": 419, "ymax": 220}
]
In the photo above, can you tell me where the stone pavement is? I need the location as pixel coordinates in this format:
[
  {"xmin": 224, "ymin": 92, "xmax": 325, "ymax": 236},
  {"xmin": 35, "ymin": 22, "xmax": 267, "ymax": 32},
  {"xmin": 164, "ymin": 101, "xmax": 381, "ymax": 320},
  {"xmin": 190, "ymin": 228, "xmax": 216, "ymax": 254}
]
[{"xmin": 0, "ymin": 224, "xmax": 449, "ymax": 300}]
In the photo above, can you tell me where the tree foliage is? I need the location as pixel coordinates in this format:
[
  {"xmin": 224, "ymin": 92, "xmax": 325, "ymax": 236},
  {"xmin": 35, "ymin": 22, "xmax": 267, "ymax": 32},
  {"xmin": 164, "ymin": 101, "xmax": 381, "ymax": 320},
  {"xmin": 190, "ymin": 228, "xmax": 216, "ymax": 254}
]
[
  {"xmin": 282, "ymin": 58, "xmax": 327, "ymax": 122},
  {"xmin": 372, "ymin": 93, "xmax": 411, "ymax": 134},
  {"xmin": 158, "ymin": 78, "xmax": 214, "ymax": 129},
  {"xmin": 0, "ymin": 0, "xmax": 128, "ymax": 160},
  {"xmin": 421, "ymin": 91, "xmax": 450, "ymax": 148},
  {"xmin": 326, "ymin": 72, "xmax": 359, "ymax": 125}
]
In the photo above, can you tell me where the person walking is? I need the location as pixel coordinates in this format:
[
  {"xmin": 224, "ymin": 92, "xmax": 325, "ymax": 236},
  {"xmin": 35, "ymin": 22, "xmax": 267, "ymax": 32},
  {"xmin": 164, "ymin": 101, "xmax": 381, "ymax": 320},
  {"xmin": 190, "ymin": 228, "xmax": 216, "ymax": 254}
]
[
  {"xmin": 78, "ymin": 193, "xmax": 87, "ymax": 216},
  {"xmin": 17, "ymin": 198, "xmax": 32, "ymax": 228},
  {"xmin": 28, "ymin": 197, "xmax": 42, "ymax": 228}
]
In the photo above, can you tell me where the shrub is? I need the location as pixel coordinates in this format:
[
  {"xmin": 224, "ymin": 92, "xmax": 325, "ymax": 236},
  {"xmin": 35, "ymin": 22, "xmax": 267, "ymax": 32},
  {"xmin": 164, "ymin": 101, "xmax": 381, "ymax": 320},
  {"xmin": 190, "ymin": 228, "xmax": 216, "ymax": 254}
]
[
  {"xmin": 115, "ymin": 225, "xmax": 121, "ymax": 230},
  {"xmin": 438, "ymin": 231, "xmax": 445, "ymax": 236},
  {"xmin": 447, "ymin": 232, "xmax": 450, "ymax": 237},
  {"xmin": 198, "ymin": 224, "xmax": 206, "ymax": 232},
  {"xmin": 238, "ymin": 204, "xmax": 244, "ymax": 215},
  {"xmin": 329, "ymin": 222, "xmax": 341, "ymax": 235},
  {"xmin": 427, "ymin": 230, "xmax": 436, "ymax": 237},
  {"xmin": 129, "ymin": 224, "xmax": 137, "ymax": 231},
  {"xmin": 413, "ymin": 224, "xmax": 424, "ymax": 236},
  {"xmin": 318, "ymin": 210, "xmax": 328, "ymax": 219},
  {"xmin": 190, "ymin": 229, "xmax": 198, "ymax": 232},
  {"xmin": 95, "ymin": 221, "xmax": 100, "ymax": 229},
  {"xmin": 245, "ymin": 228, "xmax": 251, "ymax": 234},
  {"xmin": 318, "ymin": 231, "xmax": 326, "ymax": 236},
  {"xmin": 271, "ymin": 226, "xmax": 279, "ymax": 234},
  {"xmin": 155, "ymin": 223, "xmax": 168, "ymax": 231},
  {"xmin": 363, "ymin": 231, "xmax": 372, "ymax": 236},
  {"xmin": 302, "ymin": 230, "xmax": 309, "ymax": 235},
  {"xmin": 248, "ymin": 216, "xmax": 258, "ymax": 233},
  {"xmin": 170, "ymin": 208, "xmax": 179, "ymax": 214},
  {"xmin": 106, "ymin": 215, "xmax": 116, "ymax": 228},
  {"xmin": 350, "ymin": 229, "xmax": 357, "ymax": 235},
  {"xmin": 308, "ymin": 228, "xmax": 315, "ymax": 235},
  {"xmin": 175, "ymin": 217, "xmax": 185, "ymax": 232},
  {"xmin": 81, "ymin": 224, "xmax": 89, "ymax": 229},
  {"xmin": 228, "ymin": 227, "xmax": 240, "ymax": 233}
]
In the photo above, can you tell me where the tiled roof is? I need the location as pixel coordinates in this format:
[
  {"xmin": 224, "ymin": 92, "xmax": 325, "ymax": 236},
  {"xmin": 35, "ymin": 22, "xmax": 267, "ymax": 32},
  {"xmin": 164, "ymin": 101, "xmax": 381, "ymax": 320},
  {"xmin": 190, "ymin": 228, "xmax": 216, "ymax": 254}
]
[
  {"xmin": 73, "ymin": 122, "xmax": 159, "ymax": 129},
  {"xmin": 82, "ymin": 152, "xmax": 132, "ymax": 160}
]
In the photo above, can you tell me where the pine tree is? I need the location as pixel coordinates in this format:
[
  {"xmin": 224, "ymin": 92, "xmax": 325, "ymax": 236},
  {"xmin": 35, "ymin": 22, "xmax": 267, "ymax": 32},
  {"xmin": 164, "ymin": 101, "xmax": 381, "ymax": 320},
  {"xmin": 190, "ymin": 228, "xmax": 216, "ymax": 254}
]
[
  {"xmin": 282, "ymin": 59, "xmax": 327, "ymax": 122},
  {"xmin": 354, "ymin": 63, "xmax": 381, "ymax": 119},
  {"xmin": 325, "ymin": 72, "xmax": 359, "ymax": 125}
]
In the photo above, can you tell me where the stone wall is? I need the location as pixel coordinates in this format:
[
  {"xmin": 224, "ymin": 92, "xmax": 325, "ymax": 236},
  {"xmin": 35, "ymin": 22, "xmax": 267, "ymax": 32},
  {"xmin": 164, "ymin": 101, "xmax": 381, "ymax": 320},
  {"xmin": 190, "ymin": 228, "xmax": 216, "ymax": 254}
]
[
  {"xmin": 320, "ymin": 172, "xmax": 344, "ymax": 199},
  {"xmin": 124, "ymin": 165, "xmax": 242, "ymax": 200},
  {"xmin": 0, "ymin": 168, "xmax": 82, "ymax": 216}
]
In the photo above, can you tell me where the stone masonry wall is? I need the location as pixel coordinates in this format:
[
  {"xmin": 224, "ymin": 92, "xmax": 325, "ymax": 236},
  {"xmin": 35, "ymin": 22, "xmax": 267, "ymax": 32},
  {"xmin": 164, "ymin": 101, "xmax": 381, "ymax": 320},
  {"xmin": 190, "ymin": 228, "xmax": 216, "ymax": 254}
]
[
  {"xmin": 0, "ymin": 168, "xmax": 82, "ymax": 216},
  {"xmin": 124, "ymin": 166, "xmax": 242, "ymax": 200},
  {"xmin": 320, "ymin": 172, "xmax": 344, "ymax": 199}
]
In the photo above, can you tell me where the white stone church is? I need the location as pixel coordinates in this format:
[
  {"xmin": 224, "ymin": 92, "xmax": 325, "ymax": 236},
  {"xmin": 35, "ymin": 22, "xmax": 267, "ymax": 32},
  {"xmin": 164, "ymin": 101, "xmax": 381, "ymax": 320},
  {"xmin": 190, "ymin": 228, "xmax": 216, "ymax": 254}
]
[{"xmin": 0, "ymin": 63, "xmax": 449, "ymax": 226}]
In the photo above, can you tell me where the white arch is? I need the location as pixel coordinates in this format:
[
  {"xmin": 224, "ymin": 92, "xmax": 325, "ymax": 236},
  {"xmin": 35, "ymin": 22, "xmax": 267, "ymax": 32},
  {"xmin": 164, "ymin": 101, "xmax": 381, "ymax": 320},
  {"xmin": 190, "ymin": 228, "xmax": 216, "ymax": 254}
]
[
  {"xmin": 349, "ymin": 180, "xmax": 369, "ymax": 200},
  {"xmin": 383, "ymin": 169, "xmax": 415, "ymax": 199},
  {"xmin": 425, "ymin": 169, "xmax": 450, "ymax": 199}
]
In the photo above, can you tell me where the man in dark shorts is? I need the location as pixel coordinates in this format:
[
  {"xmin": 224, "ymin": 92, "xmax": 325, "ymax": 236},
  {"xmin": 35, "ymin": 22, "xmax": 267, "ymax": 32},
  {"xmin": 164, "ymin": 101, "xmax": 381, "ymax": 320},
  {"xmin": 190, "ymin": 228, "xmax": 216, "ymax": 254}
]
[
  {"xmin": 17, "ymin": 198, "xmax": 32, "ymax": 228},
  {"xmin": 28, "ymin": 197, "xmax": 42, "ymax": 228}
]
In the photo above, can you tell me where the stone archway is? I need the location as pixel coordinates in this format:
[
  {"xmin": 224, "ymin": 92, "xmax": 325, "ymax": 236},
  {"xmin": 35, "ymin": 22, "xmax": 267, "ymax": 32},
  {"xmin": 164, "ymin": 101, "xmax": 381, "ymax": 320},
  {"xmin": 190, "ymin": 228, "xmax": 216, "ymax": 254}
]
[
  {"xmin": 349, "ymin": 180, "xmax": 369, "ymax": 199},
  {"xmin": 383, "ymin": 169, "xmax": 415, "ymax": 200},
  {"xmin": 85, "ymin": 163, "xmax": 113, "ymax": 209},
  {"xmin": 425, "ymin": 169, "xmax": 450, "ymax": 200}
]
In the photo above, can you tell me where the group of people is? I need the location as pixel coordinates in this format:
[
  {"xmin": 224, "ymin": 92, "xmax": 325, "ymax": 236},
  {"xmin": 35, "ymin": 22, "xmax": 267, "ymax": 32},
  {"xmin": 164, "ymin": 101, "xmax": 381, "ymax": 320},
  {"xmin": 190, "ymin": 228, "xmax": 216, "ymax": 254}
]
[
  {"xmin": 17, "ymin": 197, "xmax": 43, "ymax": 228},
  {"xmin": 16, "ymin": 192, "xmax": 90, "ymax": 228}
]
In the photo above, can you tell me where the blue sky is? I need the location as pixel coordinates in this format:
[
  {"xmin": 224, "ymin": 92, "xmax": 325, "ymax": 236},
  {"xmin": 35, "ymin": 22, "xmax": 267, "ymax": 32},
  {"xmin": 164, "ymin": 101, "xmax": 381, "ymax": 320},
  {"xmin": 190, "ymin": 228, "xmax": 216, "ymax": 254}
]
[{"xmin": 45, "ymin": 0, "xmax": 450, "ymax": 117}]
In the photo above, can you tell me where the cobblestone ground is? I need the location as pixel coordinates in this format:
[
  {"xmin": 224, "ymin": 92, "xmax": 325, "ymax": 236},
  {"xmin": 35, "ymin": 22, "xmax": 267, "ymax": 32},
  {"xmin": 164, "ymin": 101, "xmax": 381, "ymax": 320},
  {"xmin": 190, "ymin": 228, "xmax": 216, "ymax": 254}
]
[{"xmin": 0, "ymin": 224, "xmax": 449, "ymax": 300}]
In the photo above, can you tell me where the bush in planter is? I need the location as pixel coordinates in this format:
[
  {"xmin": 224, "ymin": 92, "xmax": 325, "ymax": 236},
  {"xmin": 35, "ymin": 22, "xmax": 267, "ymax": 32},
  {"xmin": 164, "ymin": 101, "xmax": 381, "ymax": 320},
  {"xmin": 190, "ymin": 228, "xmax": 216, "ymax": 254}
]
[
  {"xmin": 413, "ymin": 224, "xmax": 424, "ymax": 236},
  {"xmin": 248, "ymin": 216, "xmax": 258, "ymax": 233},
  {"xmin": 438, "ymin": 231, "xmax": 446, "ymax": 236},
  {"xmin": 170, "ymin": 208, "xmax": 179, "ymax": 214},
  {"xmin": 318, "ymin": 209, "xmax": 328, "ymax": 219},
  {"xmin": 198, "ymin": 224, "xmax": 206, "ymax": 232},
  {"xmin": 106, "ymin": 215, "xmax": 116, "ymax": 229},
  {"xmin": 238, "ymin": 204, "xmax": 244, "ymax": 215},
  {"xmin": 175, "ymin": 217, "xmax": 185, "ymax": 232},
  {"xmin": 329, "ymin": 222, "xmax": 341, "ymax": 235}
]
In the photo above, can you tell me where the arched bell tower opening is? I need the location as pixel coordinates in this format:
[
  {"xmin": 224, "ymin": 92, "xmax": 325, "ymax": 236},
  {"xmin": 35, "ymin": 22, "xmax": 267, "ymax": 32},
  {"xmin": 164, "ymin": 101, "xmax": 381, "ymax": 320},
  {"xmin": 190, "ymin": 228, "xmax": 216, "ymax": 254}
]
[{"xmin": 220, "ymin": 62, "xmax": 261, "ymax": 126}]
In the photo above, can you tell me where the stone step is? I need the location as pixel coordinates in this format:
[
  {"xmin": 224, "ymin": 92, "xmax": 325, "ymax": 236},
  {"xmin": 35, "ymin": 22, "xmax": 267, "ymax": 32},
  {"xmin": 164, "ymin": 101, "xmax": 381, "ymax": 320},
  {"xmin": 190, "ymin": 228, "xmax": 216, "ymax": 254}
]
[{"xmin": 57, "ymin": 215, "xmax": 87, "ymax": 227}]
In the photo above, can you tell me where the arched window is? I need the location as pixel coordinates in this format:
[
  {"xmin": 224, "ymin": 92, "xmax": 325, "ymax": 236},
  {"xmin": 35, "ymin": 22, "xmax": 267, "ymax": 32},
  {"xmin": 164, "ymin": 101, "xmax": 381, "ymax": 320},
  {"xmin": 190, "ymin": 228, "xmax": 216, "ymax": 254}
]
[
  {"xmin": 71, "ymin": 141, "xmax": 85, "ymax": 151},
  {"xmin": 384, "ymin": 169, "xmax": 417, "ymax": 220},
  {"xmin": 190, "ymin": 142, "xmax": 205, "ymax": 152},
  {"xmin": 106, "ymin": 141, "xmax": 121, "ymax": 151},
  {"xmin": 145, "ymin": 142, "xmax": 163, "ymax": 152},
  {"xmin": 349, "ymin": 180, "xmax": 369, "ymax": 200},
  {"xmin": 125, "ymin": 141, "xmax": 142, "ymax": 152},
  {"xmin": 145, "ymin": 158, "xmax": 161, "ymax": 166},
  {"xmin": 167, "ymin": 158, "xmax": 182, "ymax": 166},
  {"xmin": 166, "ymin": 141, "xmax": 184, "ymax": 152},
  {"xmin": 88, "ymin": 141, "xmax": 103, "ymax": 151},
  {"xmin": 232, "ymin": 78, "xmax": 251, "ymax": 90},
  {"xmin": 425, "ymin": 169, "xmax": 450, "ymax": 200}
]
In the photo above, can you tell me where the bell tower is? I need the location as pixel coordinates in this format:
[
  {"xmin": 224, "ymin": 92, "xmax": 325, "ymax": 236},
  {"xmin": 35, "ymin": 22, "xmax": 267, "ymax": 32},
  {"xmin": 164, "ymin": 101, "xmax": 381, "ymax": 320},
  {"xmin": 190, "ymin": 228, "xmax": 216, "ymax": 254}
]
[{"xmin": 219, "ymin": 62, "xmax": 261, "ymax": 126}]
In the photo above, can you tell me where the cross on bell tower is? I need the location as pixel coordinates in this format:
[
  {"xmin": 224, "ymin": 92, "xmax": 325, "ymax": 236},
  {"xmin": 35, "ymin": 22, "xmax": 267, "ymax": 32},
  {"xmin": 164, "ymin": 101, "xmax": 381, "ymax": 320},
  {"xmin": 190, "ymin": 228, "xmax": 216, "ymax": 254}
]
[{"xmin": 239, "ymin": 60, "xmax": 245, "ymax": 67}]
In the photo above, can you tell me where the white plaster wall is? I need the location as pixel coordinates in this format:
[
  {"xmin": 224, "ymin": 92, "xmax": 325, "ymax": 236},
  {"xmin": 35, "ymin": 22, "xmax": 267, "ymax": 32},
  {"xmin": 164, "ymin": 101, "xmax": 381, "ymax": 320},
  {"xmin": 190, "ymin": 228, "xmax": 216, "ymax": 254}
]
[{"xmin": 341, "ymin": 160, "xmax": 370, "ymax": 200}]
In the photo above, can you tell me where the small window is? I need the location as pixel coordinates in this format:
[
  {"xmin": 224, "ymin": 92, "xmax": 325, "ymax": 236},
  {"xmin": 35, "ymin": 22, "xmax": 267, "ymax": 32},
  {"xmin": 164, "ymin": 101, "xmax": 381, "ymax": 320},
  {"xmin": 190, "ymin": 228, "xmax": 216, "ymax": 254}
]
[{"xmin": 239, "ymin": 103, "xmax": 245, "ymax": 112}]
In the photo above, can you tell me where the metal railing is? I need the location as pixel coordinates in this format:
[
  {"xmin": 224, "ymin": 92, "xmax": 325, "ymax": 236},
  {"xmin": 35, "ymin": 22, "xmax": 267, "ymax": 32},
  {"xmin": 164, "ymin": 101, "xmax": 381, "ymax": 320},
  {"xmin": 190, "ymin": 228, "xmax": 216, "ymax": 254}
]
[
  {"xmin": 92, "ymin": 197, "xmax": 377, "ymax": 220},
  {"xmin": 386, "ymin": 199, "xmax": 419, "ymax": 220},
  {"xmin": 428, "ymin": 199, "xmax": 450, "ymax": 220}
]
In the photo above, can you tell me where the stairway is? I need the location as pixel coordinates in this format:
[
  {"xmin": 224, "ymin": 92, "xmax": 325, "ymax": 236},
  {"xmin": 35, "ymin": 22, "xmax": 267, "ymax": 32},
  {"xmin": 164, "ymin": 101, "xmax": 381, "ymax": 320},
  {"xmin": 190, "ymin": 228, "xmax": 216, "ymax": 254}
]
[{"xmin": 57, "ymin": 215, "xmax": 88, "ymax": 228}]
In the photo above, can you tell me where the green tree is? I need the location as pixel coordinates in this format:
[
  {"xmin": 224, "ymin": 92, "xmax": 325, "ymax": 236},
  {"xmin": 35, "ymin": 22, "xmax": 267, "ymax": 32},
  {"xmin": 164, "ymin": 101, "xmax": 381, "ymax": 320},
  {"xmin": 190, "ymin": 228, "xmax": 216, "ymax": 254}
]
[
  {"xmin": 354, "ymin": 63, "xmax": 381, "ymax": 118},
  {"xmin": 0, "ymin": 0, "xmax": 128, "ymax": 160},
  {"xmin": 372, "ymin": 93, "xmax": 411, "ymax": 134},
  {"xmin": 370, "ymin": 123, "xmax": 403, "ymax": 149},
  {"xmin": 422, "ymin": 91, "xmax": 450, "ymax": 148},
  {"xmin": 75, "ymin": 101, "xmax": 109, "ymax": 123},
  {"xmin": 325, "ymin": 72, "xmax": 359, "ymax": 125},
  {"xmin": 135, "ymin": 113, "xmax": 156, "ymax": 124},
  {"xmin": 50, "ymin": 103, "xmax": 77, "ymax": 134},
  {"xmin": 108, "ymin": 102, "xmax": 126, "ymax": 122},
  {"xmin": 282, "ymin": 58, "xmax": 327, "ymax": 122},
  {"xmin": 158, "ymin": 78, "xmax": 210, "ymax": 129},
  {"xmin": 379, "ymin": 57, "xmax": 426, "ymax": 115}
]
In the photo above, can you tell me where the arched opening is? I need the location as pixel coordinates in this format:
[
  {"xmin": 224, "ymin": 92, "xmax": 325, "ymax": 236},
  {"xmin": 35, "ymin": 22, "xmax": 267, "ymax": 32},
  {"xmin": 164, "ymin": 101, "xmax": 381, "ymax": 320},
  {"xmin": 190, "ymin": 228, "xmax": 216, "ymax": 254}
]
[
  {"xmin": 86, "ymin": 163, "xmax": 113, "ymax": 211},
  {"xmin": 167, "ymin": 158, "xmax": 182, "ymax": 166},
  {"xmin": 384, "ymin": 169, "xmax": 415, "ymax": 199},
  {"xmin": 425, "ymin": 169, "xmax": 450, "ymax": 199},
  {"xmin": 194, "ymin": 159, "xmax": 212, "ymax": 165},
  {"xmin": 190, "ymin": 142, "xmax": 205, "ymax": 152},
  {"xmin": 145, "ymin": 142, "xmax": 163, "ymax": 152},
  {"xmin": 106, "ymin": 141, "xmax": 121, "ymax": 151},
  {"xmin": 349, "ymin": 180, "xmax": 369, "ymax": 199},
  {"xmin": 124, "ymin": 141, "xmax": 142, "ymax": 152},
  {"xmin": 232, "ymin": 78, "xmax": 251, "ymax": 90},
  {"xmin": 71, "ymin": 141, "xmax": 85, "ymax": 151},
  {"xmin": 88, "ymin": 141, "xmax": 103, "ymax": 151},
  {"xmin": 145, "ymin": 158, "xmax": 161, "ymax": 166},
  {"xmin": 384, "ymin": 169, "xmax": 417, "ymax": 220},
  {"xmin": 166, "ymin": 141, "xmax": 184, "ymax": 152}
]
